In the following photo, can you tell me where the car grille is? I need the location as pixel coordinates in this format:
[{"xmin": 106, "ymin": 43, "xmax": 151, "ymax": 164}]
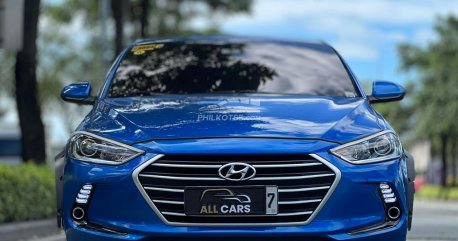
[{"xmin": 134, "ymin": 154, "xmax": 339, "ymax": 226}]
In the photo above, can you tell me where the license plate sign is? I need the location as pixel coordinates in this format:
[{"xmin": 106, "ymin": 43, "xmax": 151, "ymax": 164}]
[{"xmin": 184, "ymin": 186, "xmax": 278, "ymax": 216}]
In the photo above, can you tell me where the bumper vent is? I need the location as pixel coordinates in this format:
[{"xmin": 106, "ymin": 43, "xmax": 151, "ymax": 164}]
[{"xmin": 134, "ymin": 154, "xmax": 339, "ymax": 226}]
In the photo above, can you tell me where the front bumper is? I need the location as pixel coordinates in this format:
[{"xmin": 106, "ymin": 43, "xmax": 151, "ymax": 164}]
[{"xmin": 61, "ymin": 138, "xmax": 408, "ymax": 241}]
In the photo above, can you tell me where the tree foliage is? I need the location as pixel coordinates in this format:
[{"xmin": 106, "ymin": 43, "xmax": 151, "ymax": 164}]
[
  {"xmin": 32, "ymin": 0, "xmax": 252, "ymax": 157},
  {"xmin": 0, "ymin": 0, "xmax": 253, "ymax": 162},
  {"xmin": 397, "ymin": 16, "xmax": 458, "ymax": 186},
  {"xmin": 45, "ymin": 0, "xmax": 252, "ymax": 54}
]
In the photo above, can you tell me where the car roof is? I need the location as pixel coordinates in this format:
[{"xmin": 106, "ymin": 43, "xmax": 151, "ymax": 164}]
[{"xmin": 132, "ymin": 35, "xmax": 335, "ymax": 53}]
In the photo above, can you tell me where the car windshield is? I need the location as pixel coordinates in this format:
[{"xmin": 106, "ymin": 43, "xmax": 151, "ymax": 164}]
[{"xmin": 108, "ymin": 41, "xmax": 359, "ymax": 98}]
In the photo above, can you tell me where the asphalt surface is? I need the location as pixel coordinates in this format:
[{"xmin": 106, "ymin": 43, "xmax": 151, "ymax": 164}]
[
  {"xmin": 408, "ymin": 200, "xmax": 458, "ymax": 241},
  {"xmin": 28, "ymin": 199, "xmax": 458, "ymax": 241}
]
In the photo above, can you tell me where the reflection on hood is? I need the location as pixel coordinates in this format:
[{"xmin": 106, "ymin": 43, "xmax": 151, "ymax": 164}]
[{"xmin": 82, "ymin": 95, "xmax": 382, "ymax": 144}]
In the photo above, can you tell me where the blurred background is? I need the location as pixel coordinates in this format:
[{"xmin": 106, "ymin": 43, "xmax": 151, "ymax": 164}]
[{"xmin": 0, "ymin": 0, "xmax": 457, "ymax": 240}]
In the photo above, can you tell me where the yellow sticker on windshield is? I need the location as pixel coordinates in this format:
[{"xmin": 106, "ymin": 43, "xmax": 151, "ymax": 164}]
[{"xmin": 131, "ymin": 43, "xmax": 164, "ymax": 55}]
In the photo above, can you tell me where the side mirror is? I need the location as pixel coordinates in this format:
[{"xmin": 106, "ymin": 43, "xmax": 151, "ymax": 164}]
[
  {"xmin": 369, "ymin": 80, "xmax": 406, "ymax": 104},
  {"xmin": 61, "ymin": 82, "xmax": 96, "ymax": 105}
]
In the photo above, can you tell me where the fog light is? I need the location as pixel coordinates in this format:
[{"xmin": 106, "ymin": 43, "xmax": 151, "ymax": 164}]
[
  {"xmin": 72, "ymin": 184, "xmax": 94, "ymax": 222},
  {"xmin": 72, "ymin": 207, "xmax": 85, "ymax": 221},
  {"xmin": 387, "ymin": 206, "xmax": 401, "ymax": 220},
  {"xmin": 379, "ymin": 182, "xmax": 401, "ymax": 221}
]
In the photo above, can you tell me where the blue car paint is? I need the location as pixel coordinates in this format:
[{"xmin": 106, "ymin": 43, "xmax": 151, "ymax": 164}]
[
  {"xmin": 372, "ymin": 81, "xmax": 406, "ymax": 101},
  {"xmin": 61, "ymin": 150, "xmax": 408, "ymax": 240},
  {"xmin": 80, "ymin": 96, "xmax": 383, "ymax": 144},
  {"xmin": 62, "ymin": 143, "xmax": 408, "ymax": 240},
  {"xmin": 61, "ymin": 82, "xmax": 92, "ymax": 100},
  {"xmin": 59, "ymin": 36, "xmax": 410, "ymax": 241}
]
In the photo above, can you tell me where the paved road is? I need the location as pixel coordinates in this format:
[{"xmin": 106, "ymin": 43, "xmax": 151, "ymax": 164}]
[
  {"xmin": 408, "ymin": 200, "xmax": 458, "ymax": 241},
  {"xmin": 29, "ymin": 200, "xmax": 458, "ymax": 241}
]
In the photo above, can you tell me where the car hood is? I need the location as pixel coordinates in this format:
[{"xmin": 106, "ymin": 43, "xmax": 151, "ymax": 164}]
[{"xmin": 81, "ymin": 95, "xmax": 383, "ymax": 144}]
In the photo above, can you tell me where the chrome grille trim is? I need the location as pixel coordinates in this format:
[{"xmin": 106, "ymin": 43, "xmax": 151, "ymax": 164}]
[
  {"xmin": 251, "ymin": 173, "xmax": 335, "ymax": 181},
  {"xmin": 138, "ymin": 173, "xmax": 335, "ymax": 181},
  {"xmin": 151, "ymin": 163, "xmax": 221, "ymax": 168},
  {"xmin": 145, "ymin": 185, "xmax": 331, "ymax": 193},
  {"xmin": 278, "ymin": 199, "xmax": 322, "ymax": 205},
  {"xmin": 253, "ymin": 163, "xmax": 323, "ymax": 168},
  {"xmin": 161, "ymin": 210, "xmax": 315, "ymax": 217},
  {"xmin": 143, "ymin": 186, "xmax": 184, "ymax": 193},
  {"xmin": 278, "ymin": 186, "xmax": 331, "ymax": 193},
  {"xmin": 162, "ymin": 211, "xmax": 186, "ymax": 216},
  {"xmin": 276, "ymin": 211, "xmax": 314, "ymax": 216},
  {"xmin": 132, "ymin": 154, "xmax": 341, "ymax": 227},
  {"xmin": 153, "ymin": 199, "xmax": 185, "ymax": 205},
  {"xmin": 150, "ymin": 162, "xmax": 323, "ymax": 168},
  {"xmin": 139, "ymin": 174, "xmax": 222, "ymax": 181}
]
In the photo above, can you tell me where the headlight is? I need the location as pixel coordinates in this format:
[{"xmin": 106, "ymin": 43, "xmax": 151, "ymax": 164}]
[
  {"xmin": 69, "ymin": 132, "xmax": 144, "ymax": 165},
  {"xmin": 330, "ymin": 131, "xmax": 402, "ymax": 164}
]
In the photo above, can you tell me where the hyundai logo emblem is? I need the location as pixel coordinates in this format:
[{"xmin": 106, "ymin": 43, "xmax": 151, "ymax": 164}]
[{"xmin": 218, "ymin": 163, "xmax": 256, "ymax": 181}]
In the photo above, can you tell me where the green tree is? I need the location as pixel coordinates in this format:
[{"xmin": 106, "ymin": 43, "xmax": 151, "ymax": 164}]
[
  {"xmin": 398, "ymin": 16, "xmax": 458, "ymax": 186},
  {"xmin": 0, "ymin": 0, "xmax": 253, "ymax": 163},
  {"xmin": 374, "ymin": 97, "xmax": 414, "ymax": 138},
  {"xmin": 35, "ymin": 0, "xmax": 253, "ymax": 136},
  {"xmin": 47, "ymin": 0, "xmax": 252, "ymax": 55}
]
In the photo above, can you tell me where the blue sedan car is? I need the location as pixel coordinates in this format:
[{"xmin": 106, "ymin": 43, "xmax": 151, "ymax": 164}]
[{"xmin": 56, "ymin": 36, "xmax": 415, "ymax": 241}]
